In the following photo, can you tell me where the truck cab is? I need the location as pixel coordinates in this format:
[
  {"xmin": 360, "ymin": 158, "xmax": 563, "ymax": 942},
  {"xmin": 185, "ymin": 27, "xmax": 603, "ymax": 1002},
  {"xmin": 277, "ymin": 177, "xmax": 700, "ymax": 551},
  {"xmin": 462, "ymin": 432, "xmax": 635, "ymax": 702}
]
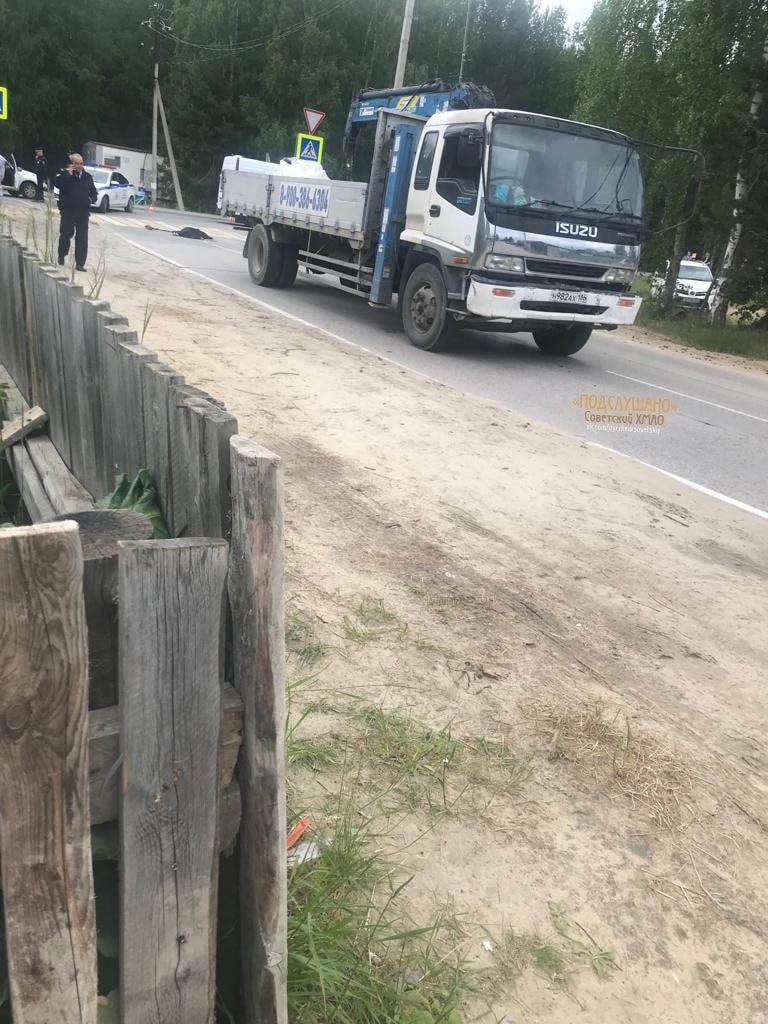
[{"xmin": 397, "ymin": 109, "xmax": 643, "ymax": 353}]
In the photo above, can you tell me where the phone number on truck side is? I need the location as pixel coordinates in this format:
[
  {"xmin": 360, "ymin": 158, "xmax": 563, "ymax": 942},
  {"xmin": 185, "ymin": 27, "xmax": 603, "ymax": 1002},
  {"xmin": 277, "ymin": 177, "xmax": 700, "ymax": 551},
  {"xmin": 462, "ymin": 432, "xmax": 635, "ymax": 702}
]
[{"xmin": 277, "ymin": 183, "xmax": 330, "ymax": 217}]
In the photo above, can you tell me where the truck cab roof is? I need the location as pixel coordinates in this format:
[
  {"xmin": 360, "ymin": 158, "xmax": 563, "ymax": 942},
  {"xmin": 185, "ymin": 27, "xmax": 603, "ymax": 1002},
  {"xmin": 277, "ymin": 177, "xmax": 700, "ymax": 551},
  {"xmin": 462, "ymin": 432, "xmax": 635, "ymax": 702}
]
[{"xmin": 424, "ymin": 108, "xmax": 634, "ymax": 145}]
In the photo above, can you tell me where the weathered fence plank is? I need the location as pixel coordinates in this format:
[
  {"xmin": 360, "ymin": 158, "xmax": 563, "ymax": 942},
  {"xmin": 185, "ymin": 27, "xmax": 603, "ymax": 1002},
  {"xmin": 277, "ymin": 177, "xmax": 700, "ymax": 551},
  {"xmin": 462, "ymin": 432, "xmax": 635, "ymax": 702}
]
[
  {"xmin": 141, "ymin": 361, "xmax": 185, "ymax": 532},
  {"xmin": 47, "ymin": 509, "xmax": 153, "ymax": 708},
  {"xmin": 24, "ymin": 434, "xmax": 93, "ymax": 514},
  {"xmin": 88, "ymin": 684, "xmax": 243, "ymax": 836},
  {"xmin": 76, "ymin": 298, "xmax": 110, "ymax": 497},
  {"xmin": 6, "ymin": 444, "xmax": 56, "ymax": 521},
  {"xmin": 168, "ymin": 385, "xmax": 237, "ymax": 539},
  {"xmin": 119, "ymin": 539, "xmax": 228, "ymax": 1024},
  {"xmin": 228, "ymin": 436, "xmax": 288, "ymax": 1024},
  {"xmin": 0, "ymin": 405, "xmax": 48, "ymax": 447},
  {"xmin": 94, "ymin": 312, "xmax": 128, "ymax": 498},
  {"xmin": 38, "ymin": 271, "xmax": 71, "ymax": 465},
  {"xmin": 0, "ymin": 521, "xmax": 97, "ymax": 1024}
]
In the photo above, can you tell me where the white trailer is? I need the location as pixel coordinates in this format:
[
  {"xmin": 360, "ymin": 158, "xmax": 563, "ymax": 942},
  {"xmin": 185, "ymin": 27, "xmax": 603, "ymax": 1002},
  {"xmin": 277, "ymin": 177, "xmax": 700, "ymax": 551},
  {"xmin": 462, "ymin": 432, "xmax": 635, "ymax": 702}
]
[{"xmin": 82, "ymin": 142, "xmax": 160, "ymax": 187}]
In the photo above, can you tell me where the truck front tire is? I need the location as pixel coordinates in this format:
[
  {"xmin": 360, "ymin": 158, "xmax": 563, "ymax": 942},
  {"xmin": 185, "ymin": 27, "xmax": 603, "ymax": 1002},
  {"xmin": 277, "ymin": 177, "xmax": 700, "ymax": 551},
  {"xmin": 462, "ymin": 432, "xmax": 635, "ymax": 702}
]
[
  {"xmin": 533, "ymin": 324, "xmax": 592, "ymax": 356},
  {"xmin": 401, "ymin": 263, "xmax": 456, "ymax": 352},
  {"xmin": 248, "ymin": 223, "xmax": 287, "ymax": 287}
]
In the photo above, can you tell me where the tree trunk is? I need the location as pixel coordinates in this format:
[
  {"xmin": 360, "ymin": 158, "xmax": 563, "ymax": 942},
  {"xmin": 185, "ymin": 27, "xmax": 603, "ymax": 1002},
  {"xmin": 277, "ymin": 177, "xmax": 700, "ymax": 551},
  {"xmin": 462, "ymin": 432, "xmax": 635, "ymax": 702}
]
[
  {"xmin": 708, "ymin": 33, "xmax": 768, "ymax": 325},
  {"xmin": 661, "ymin": 220, "xmax": 687, "ymax": 313}
]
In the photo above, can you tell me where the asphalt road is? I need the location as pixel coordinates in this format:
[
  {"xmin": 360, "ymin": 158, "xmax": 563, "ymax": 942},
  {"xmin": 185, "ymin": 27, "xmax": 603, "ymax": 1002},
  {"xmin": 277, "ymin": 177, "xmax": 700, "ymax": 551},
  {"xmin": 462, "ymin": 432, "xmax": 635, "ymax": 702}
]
[{"xmin": 98, "ymin": 204, "xmax": 768, "ymax": 517}]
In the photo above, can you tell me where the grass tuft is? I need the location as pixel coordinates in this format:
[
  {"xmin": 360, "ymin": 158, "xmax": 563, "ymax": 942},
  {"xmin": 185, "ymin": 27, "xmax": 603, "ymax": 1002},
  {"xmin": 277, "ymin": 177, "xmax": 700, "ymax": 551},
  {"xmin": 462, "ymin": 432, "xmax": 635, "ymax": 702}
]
[
  {"xmin": 287, "ymin": 609, "xmax": 332, "ymax": 668},
  {"xmin": 522, "ymin": 698, "xmax": 694, "ymax": 832},
  {"xmin": 287, "ymin": 801, "xmax": 466, "ymax": 1024}
]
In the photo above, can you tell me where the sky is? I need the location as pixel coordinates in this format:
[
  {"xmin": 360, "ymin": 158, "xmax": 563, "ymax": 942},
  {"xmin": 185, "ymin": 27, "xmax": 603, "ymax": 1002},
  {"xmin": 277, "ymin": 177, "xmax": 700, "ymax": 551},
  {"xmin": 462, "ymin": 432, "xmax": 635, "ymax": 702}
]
[{"xmin": 542, "ymin": 0, "xmax": 596, "ymax": 26}]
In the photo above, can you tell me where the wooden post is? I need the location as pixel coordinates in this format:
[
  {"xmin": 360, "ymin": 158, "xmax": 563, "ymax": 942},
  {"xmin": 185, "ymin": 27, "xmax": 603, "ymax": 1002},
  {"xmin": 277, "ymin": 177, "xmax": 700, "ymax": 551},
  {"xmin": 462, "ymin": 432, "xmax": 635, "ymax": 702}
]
[
  {"xmin": 118, "ymin": 538, "xmax": 228, "ymax": 1024},
  {"xmin": 228, "ymin": 436, "xmax": 288, "ymax": 1024},
  {"xmin": 0, "ymin": 521, "xmax": 97, "ymax": 1024}
]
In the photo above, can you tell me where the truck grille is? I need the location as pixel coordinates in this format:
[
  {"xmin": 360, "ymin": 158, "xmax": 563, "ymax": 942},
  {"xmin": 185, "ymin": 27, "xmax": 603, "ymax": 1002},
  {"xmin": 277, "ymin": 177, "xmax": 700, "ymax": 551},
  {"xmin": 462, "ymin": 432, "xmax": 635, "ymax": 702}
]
[{"xmin": 525, "ymin": 259, "xmax": 607, "ymax": 280}]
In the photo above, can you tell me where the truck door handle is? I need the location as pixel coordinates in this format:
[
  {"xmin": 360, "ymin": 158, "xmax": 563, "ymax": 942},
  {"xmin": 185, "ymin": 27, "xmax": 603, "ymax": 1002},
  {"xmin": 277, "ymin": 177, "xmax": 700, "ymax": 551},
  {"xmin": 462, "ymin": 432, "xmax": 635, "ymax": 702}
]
[{"xmin": 429, "ymin": 204, "xmax": 441, "ymax": 217}]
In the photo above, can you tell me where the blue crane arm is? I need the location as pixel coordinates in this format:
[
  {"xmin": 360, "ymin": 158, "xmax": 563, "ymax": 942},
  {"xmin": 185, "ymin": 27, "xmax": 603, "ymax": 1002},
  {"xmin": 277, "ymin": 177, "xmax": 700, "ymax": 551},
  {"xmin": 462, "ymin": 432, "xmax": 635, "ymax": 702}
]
[{"xmin": 343, "ymin": 80, "xmax": 496, "ymax": 152}]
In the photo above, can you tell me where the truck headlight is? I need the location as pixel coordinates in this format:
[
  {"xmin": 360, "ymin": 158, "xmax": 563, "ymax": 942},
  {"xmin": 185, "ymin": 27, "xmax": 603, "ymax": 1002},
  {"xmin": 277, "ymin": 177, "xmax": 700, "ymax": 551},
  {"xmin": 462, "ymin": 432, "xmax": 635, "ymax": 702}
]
[
  {"xmin": 605, "ymin": 267, "xmax": 635, "ymax": 284},
  {"xmin": 485, "ymin": 254, "xmax": 524, "ymax": 273}
]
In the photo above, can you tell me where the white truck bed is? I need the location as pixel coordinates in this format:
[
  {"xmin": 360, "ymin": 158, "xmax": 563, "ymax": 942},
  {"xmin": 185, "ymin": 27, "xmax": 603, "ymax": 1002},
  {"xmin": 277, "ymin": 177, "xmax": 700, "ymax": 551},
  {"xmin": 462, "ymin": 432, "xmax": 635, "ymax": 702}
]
[{"xmin": 220, "ymin": 167, "xmax": 368, "ymax": 239}]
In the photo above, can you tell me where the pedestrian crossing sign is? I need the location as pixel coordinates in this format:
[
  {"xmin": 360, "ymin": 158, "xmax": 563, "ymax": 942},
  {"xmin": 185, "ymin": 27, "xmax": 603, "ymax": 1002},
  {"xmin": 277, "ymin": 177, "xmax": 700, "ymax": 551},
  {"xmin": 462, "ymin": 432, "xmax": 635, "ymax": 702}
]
[
  {"xmin": 0, "ymin": 87, "xmax": 8, "ymax": 121},
  {"xmin": 295, "ymin": 132, "xmax": 324, "ymax": 163}
]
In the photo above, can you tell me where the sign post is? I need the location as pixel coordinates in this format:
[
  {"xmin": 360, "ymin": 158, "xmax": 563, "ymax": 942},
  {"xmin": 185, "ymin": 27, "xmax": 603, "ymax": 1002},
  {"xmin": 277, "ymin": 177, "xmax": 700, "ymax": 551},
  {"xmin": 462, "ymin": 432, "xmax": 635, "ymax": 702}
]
[
  {"xmin": 294, "ymin": 133, "xmax": 324, "ymax": 164},
  {"xmin": 0, "ymin": 87, "xmax": 8, "ymax": 121},
  {"xmin": 303, "ymin": 108, "xmax": 326, "ymax": 134}
]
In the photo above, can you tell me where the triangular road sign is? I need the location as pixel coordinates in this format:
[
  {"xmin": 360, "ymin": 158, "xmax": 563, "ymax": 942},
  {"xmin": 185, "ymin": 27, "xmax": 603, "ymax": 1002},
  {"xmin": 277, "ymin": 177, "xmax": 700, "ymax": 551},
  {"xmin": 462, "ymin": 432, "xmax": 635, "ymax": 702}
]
[{"xmin": 304, "ymin": 107, "xmax": 326, "ymax": 134}]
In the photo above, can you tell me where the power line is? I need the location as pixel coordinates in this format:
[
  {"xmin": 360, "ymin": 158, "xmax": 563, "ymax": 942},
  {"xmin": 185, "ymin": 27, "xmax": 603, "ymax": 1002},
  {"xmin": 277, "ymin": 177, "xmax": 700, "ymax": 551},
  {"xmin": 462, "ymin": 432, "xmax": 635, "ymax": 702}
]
[{"xmin": 149, "ymin": 0, "xmax": 360, "ymax": 55}]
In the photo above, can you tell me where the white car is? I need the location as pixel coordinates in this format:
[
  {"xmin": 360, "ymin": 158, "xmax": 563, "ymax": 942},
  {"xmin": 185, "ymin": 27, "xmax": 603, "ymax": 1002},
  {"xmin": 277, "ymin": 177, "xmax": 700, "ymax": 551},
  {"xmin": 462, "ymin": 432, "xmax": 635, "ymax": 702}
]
[
  {"xmin": 652, "ymin": 260, "xmax": 713, "ymax": 308},
  {"xmin": 87, "ymin": 165, "xmax": 138, "ymax": 213},
  {"xmin": 54, "ymin": 164, "xmax": 138, "ymax": 213},
  {"xmin": 0, "ymin": 154, "xmax": 41, "ymax": 199}
]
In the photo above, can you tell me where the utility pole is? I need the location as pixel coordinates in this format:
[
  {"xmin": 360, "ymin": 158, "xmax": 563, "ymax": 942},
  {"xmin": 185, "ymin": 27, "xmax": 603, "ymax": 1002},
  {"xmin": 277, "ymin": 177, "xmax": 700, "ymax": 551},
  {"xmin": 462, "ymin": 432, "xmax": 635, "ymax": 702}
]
[
  {"xmin": 148, "ymin": 0, "xmax": 160, "ymax": 202},
  {"xmin": 393, "ymin": 0, "xmax": 416, "ymax": 89},
  {"xmin": 151, "ymin": 62, "xmax": 159, "ymax": 201},
  {"xmin": 459, "ymin": 0, "xmax": 473, "ymax": 81},
  {"xmin": 157, "ymin": 83, "xmax": 185, "ymax": 211},
  {"xmin": 145, "ymin": 0, "xmax": 184, "ymax": 210}
]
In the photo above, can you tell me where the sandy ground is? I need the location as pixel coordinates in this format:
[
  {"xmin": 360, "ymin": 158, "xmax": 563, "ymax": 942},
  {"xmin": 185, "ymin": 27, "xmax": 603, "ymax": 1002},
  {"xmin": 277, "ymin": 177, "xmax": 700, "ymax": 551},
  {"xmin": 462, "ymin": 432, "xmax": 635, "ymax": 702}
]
[{"xmin": 5, "ymin": 205, "xmax": 768, "ymax": 1022}]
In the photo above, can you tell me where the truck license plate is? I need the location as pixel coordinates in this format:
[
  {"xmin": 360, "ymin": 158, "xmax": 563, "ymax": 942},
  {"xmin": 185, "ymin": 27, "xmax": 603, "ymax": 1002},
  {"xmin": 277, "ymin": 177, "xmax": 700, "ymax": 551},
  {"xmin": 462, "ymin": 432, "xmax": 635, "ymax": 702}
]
[{"xmin": 552, "ymin": 288, "xmax": 588, "ymax": 304}]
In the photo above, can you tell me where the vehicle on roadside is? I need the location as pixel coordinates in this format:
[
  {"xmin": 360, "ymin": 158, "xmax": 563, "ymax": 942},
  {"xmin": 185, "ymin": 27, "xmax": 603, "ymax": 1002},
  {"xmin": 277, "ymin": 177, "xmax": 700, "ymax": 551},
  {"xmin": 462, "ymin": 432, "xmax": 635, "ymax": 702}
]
[
  {"xmin": 220, "ymin": 81, "xmax": 646, "ymax": 357},
  {"xmin": 53, "ymin": 164, "xmax": 138, "ymax": 213},
  {"xmin": 651, "ymin": 259, "xmax": 712, "ymax": 308},
  {"xmin": 1, "ymin": 154, "xmax": 42, "ymax": 200}
]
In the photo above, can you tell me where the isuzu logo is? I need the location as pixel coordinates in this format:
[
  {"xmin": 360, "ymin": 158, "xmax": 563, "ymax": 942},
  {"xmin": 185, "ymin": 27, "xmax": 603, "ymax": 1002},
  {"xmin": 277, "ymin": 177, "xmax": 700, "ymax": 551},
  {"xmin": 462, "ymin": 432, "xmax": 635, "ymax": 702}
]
[{"xmin": 556, "ymin": 221, "xmax": 599, "ymax": 238}]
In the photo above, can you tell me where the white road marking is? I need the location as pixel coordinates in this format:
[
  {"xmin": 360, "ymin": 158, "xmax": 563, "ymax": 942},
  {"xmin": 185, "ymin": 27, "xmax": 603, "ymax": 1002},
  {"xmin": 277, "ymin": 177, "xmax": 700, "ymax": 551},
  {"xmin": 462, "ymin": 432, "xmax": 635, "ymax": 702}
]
[
  {"xmin": 121, "ymin": 236, "xmax": 768, "ymax": 522},
  {"xmin": 605, "ymin": 370, "xmax": 768, "ymax": 425},
  {"xmin": 588, "ymin": 442, "xmax": 768, "ymax": 520}
]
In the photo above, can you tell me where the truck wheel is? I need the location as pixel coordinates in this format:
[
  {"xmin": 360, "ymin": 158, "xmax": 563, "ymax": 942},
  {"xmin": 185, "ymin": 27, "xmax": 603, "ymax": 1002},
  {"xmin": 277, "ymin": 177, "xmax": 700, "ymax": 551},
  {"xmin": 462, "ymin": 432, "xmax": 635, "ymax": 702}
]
[
  {"xmin": 401, "ymin": 263, "xmax": 456, "ymax": 351},
  {"xmin": 533, "ymin": 325, "xmax": 592, "ymax": 356},
  {"xmin": 277, "ymin": 248, "xmax": 298, "ymax": 288},
  {"xmin": 247, "ymin": 223, "xmax": 285, "ymax": 287}
]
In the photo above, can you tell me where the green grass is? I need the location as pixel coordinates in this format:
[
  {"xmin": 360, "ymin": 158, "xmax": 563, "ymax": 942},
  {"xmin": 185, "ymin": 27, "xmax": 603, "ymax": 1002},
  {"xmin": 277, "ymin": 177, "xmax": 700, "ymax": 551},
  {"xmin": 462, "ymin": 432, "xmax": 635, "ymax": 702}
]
[
  {"xmin": 483, "ymin": 903, "xmax": 617, "ymax": 998},
  {"xmin": 634, "ymin": 273, "xmax": 768, "ymax": 359},
  {"xmin": 287, "ymin": 802, "xmax": 466, "ymax": 1024},
  {"xmin": 638, "ymin": 307, "xmax": 768, "ymax": 359},
  {"xmin": 340, "ymin": 597, "xmax": 409, "ymax": 645},
  {"xmin": 287, "ymin": 609, "xmax": 332, "ymax": 668}
]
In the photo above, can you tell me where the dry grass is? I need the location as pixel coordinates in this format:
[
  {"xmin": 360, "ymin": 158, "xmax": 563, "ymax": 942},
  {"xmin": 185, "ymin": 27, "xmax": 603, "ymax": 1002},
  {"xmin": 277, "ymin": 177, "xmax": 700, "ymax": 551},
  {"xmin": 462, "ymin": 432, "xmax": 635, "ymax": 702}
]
[{"xmin": 522, "ymin": 698, "xmax": 695, "ymax": 832}]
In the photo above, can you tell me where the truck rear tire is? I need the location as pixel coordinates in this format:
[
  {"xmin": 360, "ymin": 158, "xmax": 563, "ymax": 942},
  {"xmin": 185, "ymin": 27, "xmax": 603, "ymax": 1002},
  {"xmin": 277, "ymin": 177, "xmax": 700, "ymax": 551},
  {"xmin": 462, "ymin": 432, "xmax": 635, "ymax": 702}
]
[
  {"xmin": 401, "ymin": 263, "xmax": 456, "ymax": 351},
  {"xmin": 247, "ymin": 223, "xmax": 285, "ymax": 287},
  {"xmin": 533, "ymin": 325, "xmax": 592, "ymax": 356}
]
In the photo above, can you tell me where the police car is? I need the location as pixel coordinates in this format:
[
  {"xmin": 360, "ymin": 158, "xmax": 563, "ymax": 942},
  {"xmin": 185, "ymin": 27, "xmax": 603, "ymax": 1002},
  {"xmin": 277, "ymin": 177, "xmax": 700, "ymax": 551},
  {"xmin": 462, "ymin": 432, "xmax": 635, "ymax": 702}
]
[{"xmin": 54, "ymin": 164, "xmax": 138, "ymax": 213}]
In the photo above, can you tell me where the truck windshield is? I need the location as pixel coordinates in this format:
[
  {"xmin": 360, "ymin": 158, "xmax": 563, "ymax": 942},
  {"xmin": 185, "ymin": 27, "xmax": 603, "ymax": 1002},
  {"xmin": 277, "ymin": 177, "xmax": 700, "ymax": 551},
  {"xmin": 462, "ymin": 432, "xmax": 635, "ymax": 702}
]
[{"xmin": 488, "ymin": 122, "xmax": 643, "ymax": 218}]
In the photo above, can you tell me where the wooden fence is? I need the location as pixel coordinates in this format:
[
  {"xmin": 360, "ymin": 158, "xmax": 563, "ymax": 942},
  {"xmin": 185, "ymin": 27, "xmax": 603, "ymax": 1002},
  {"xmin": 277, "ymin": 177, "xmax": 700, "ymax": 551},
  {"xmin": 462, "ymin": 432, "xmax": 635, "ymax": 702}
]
[{"xmin": 0, "ymin": 235, "xmax": 287, "ymax": 1024}]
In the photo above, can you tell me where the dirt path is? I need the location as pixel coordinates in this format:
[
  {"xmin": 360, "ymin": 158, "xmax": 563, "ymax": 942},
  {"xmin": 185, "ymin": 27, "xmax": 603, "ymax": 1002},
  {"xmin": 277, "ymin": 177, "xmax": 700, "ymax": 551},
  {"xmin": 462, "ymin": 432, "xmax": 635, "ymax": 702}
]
[{"xmin": 8, "ymin": 206, "xmax": 768, "ymax": 1021}]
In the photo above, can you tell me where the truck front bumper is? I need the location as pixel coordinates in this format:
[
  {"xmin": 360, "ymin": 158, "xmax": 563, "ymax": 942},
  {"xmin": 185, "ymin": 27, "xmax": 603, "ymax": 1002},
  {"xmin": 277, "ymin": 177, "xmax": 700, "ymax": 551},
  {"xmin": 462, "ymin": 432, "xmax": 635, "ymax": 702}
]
[{"xmin": 465, "ymin": 280, "xmax": 642, "ymax": 327}]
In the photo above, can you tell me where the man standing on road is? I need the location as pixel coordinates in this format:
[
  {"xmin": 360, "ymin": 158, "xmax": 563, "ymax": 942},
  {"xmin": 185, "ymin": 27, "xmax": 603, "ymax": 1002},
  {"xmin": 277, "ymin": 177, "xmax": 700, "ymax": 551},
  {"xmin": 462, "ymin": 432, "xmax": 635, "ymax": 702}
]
[
  {"xmin": 53, "ymin": 153, "xmax": 97, "ymax": 271},
  {"xmin": 34, "ymin": 148, "xmax": 47, "ymax": 201}
]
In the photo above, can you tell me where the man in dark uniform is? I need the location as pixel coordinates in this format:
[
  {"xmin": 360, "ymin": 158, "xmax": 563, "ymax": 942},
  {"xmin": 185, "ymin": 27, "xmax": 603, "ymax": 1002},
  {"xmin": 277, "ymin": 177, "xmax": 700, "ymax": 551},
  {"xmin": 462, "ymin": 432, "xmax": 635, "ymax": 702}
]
[
  {"xmin": 53, "ymin": 153, "xmax": 97, "ymax": 271},
  {"xmin": 34, "ymin": 148, "xmax": 47, "ymax": 201}
]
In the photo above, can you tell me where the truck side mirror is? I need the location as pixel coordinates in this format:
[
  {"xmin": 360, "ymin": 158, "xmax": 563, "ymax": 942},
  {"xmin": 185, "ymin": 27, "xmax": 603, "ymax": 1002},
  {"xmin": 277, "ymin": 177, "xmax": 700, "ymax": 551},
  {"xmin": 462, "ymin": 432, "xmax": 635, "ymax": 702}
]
[{"xmin": 457, "ymin": 129, "xmax": 482, "ymax": 170}]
